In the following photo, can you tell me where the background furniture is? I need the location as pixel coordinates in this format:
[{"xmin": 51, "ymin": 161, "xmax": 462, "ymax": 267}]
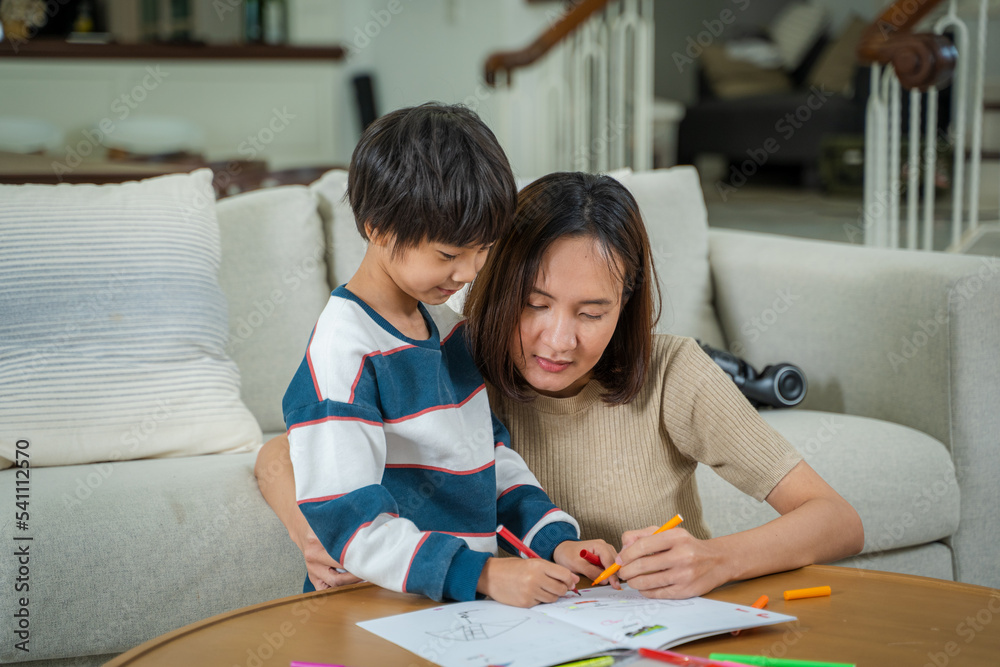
[
  {"xmin": 0, "ymin": 48, "xmax": 348, "ymax": 169},
  {"xmin": 677, "ymin": 14, "xmax": 871, "ymax": 186},
  {"xmin": 105, "ymin": 565, "xmax": 1000, "ymax": 666},
  {"xmin": 0, "ymin": 166, "xmax": 995, "ymax": 666}
]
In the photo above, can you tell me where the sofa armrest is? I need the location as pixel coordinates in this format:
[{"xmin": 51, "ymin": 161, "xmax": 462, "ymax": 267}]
[{"xmin": 708, "ymin": 229, "xmax": 1000, "ymax": 587}]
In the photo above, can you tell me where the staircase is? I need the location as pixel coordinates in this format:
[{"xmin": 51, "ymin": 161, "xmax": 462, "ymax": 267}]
[
  {"xmin": 483, "ymin": 0, "xmax": 653, "ymax": 180},
  {"xmin": 858, "ymin": 0, "xmax": 998, "ymax": 252}
]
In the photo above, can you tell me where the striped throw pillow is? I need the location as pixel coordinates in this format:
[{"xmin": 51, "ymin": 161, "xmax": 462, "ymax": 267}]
[{"xmin": 0, "ymin": 169, "xmax": 262, "ymax": 468}]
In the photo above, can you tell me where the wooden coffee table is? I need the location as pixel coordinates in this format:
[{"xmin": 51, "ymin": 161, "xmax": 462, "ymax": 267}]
[{"xmin": 106, "ymin": 565, "xmax": 1000, "ymax": 666}]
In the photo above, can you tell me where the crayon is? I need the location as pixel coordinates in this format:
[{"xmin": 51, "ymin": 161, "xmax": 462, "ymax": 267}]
[
  {"xmin": 496, "ymin": 524, "xmax": 541, "ymax": 559},
  {"xmin": 496, "ymin": 524, "xmax": 578, "ymax": 594},
  {"xmin": 732, "ymin": 594, "xmax": 769, "ymax": 635},
  {"xmin": 709, "ymin": 654, "xmax": 855, "ymax": 667},
  {"xmin": 592, "ymin": 514, "xmax": 683, "ymax": 585},
  {"xmin": 783, "ymin": 585, "xmax": 831, "ymax": 601},
  {"xmin": 555, "ymin": 656, "xmax": 615, "ymax": 667},
  {"xmin": 638, "ymin": 647, "xmax": 750, "ymax": 666}
]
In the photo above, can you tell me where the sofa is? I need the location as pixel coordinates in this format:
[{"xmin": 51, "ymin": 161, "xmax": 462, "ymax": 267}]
[
  {"xmin": 678, "ymin": 14, "xmax": 871, "ymax": 188},
  {"xmin": 0, "ymin": 166, "xmax": 996, "ymax": 667}
]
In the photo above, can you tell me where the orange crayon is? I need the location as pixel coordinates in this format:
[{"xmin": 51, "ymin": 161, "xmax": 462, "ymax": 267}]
[
  {"xmin": 784, "ymin": 585, "xmax": 831, "ymax": 601},
  {"xmin": 592, "ymin": 514, "xmax": 683, "ymax": 585},
  {"xmin": 732, "ymin": 594, "xmax": 769, "ymax": 635}
]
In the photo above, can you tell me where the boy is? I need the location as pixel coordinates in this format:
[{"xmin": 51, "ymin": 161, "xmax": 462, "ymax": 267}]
[{"xmin": 282, "ymin": 104, "xmax": 609, "ymax": 606}]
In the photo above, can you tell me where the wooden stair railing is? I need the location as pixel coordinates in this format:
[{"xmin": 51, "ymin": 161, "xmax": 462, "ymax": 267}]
[
  {"xmin": 483, "ymin": 0, "xmax": 613, "ymax": 86},
  {"xmin": 856, "ymin": 0, "xmax": 957, "ymax": 90}
]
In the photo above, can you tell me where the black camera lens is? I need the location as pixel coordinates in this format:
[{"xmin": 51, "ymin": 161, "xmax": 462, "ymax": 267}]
[{"xmin": 773, "ymin": 366, "xmax": 806, "ymax": 405}]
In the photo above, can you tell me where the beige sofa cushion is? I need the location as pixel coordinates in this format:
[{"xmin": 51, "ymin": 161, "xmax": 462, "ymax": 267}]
[
  {"xmin": 612, "ymin": 167, "xmax": 727, "ymax": 347},
  {"xmin": 216, "ymin": 185, "xmax": 332, "ymax": 434},
  {"xmin": 310, "ymin": 169, "xmax": 367, "ymax": 289},
  {"xmin": 0, "ymin": 169, "xmax": 261, "ymax": 468}
]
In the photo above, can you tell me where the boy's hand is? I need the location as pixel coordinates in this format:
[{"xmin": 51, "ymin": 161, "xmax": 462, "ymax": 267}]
[
  {"xmin": 476, "ymin": 557, "xmax": 579, "ymax": 607},
  {"xmin": 300, "ymin": 528, "xmax": 364, "ymax": 590},
  {"xmin": 553, "ymin": 539, "xmax": 622, "ymax": 589}
]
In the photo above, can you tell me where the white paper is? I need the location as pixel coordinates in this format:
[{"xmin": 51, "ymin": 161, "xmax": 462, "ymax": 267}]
[
  {"xmin": 358, "ymin": 601, "xmax": 617, "ymax": 667},
  {"xmin": 357, "ymin": 585, "xmax": 796, "ymax": 667},
  {"xmin": 532, "ymin": 584, "xmax": 795, "ymax": 650}
]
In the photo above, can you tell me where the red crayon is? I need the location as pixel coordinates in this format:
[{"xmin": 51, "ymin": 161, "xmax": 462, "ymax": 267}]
[
  {"xmin": 496, "ymin": 524, "xmax": 541, "ymax": 559},
  {"xmin": 496, "ymin": 524, "xmax": 578, "ymax": 594},
  {"xmin": 580, "ymin": 549, "xmax": 602, "ymax": 566}
]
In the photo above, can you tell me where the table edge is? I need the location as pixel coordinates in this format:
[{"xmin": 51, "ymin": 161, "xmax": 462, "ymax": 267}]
[
  {"xmin": 104, "ymin": 582, "xmax": 377, "ymax": 666},
  {"xmin": 102, "ymin": 565, "xmax": 999, "ymax": 666}
]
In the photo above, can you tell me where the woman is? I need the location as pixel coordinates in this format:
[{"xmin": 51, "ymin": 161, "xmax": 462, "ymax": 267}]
[{"xmin": 255, "ymin": 172, "xmax": 864, "ymax": 598}]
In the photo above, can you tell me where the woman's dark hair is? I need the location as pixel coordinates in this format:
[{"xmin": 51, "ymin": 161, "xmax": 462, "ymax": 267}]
[
  {"xmin": 347, "ymin": 103, "xmax": 517, "ymax": 253},
  {"xmin": 465, "ymin": 172, "xmax": 660, "ymax": 405}
]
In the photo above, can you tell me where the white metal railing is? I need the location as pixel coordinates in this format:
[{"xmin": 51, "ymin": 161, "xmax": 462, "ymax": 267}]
[
  {"xmin": 863, "ymin": 0, "xmax": 995, "ymax": 251},
  {"xmin": 491, "ymin": 0, "xmax": 653, "ymax": 180}
]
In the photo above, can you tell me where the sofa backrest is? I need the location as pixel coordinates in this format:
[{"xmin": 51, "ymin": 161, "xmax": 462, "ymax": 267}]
[
  {"xmin": 216, "ymin": 185, "xmax": 332, "ymax": 434},
  {"xmin": 611, "ymin": 167, "xmax": 727, "ymax": 348}
]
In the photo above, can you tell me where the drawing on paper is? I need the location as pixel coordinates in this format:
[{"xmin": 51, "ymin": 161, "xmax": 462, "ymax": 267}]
[
  {"xmin": 425, "ymin": 611, "xmax": 529, "ymax": 642},
  {"xmin": 556, "ymin": 595, "xmax": 693, "ymax": 613},
  {"xmin": 625, "ymin": 624, "xmax": 666, "ymax": 638}
]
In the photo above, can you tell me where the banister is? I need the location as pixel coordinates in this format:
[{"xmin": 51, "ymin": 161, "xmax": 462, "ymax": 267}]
[
  {"xmin": 483, "ymin": 0, "xmax": 614, "ymax": 86},
  {"xmin": 856, "ymin": 0, "xmax": 957, "ymax": 90}
]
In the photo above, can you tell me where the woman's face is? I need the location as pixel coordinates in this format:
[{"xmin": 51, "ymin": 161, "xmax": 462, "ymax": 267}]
[{"xmin": 510, "ymin": 235, "xmax": 624, "ymax": 398}]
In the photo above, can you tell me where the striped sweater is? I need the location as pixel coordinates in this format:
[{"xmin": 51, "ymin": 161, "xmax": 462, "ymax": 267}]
[{"xmin": 283, "ymin": 286, "xmax": 580, "ymax": 601}]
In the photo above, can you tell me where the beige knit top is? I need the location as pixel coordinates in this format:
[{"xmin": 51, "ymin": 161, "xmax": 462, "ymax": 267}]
[{"xmin": 488, "ymin": 335, "xmax": 802, "ymax": 548}]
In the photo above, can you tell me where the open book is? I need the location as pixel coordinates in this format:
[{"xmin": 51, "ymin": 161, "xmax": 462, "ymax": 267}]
[{"xmin": 358, "ymin": 584, "xmax": 796, "ymax": 667}]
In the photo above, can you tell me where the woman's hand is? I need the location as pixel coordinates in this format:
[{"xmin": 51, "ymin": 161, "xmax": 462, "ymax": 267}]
[
  {"xmin": 615, "ymin": 526, "xmax": 730, "ymax": 599},
  {"xmin": 476, "ymin": 557, "xmax": 579, "ymax": 607},
  {"xmin": 255, "ymin": 435, "xmax": 364, "ymax": 591},
  {"xmin": 552, "ymin": 539, "xmax": 621, "ymax": 589},
  {"xmin": 300, "ymin": 528, "xmax": 364, "ymax": 591}
]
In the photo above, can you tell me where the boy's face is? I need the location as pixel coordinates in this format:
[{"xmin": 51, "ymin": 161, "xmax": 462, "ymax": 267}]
[{"xmin": 388, "ymin": 239, "xmax": 492, "ymax": 306}]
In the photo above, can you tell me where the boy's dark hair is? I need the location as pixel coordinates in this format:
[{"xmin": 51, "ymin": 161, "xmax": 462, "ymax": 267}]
[
  {"xmin": 347, "ymin": 103, "xmax": 517, "ymax": 253},
  {"xmin": 464, "ymin": 172, "xmax": 660, "ymax": 406}
]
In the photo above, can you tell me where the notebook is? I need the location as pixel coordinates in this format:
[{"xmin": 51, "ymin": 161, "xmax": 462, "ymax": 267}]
[{"xmin": 358, "ymin": 584, "xmax": 796, "ymax": 667}]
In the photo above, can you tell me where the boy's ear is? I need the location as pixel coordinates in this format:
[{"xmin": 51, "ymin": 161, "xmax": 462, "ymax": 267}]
[{"xmin": 364, "ymin": 221, "xmax": 388, "ymax": 247}]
